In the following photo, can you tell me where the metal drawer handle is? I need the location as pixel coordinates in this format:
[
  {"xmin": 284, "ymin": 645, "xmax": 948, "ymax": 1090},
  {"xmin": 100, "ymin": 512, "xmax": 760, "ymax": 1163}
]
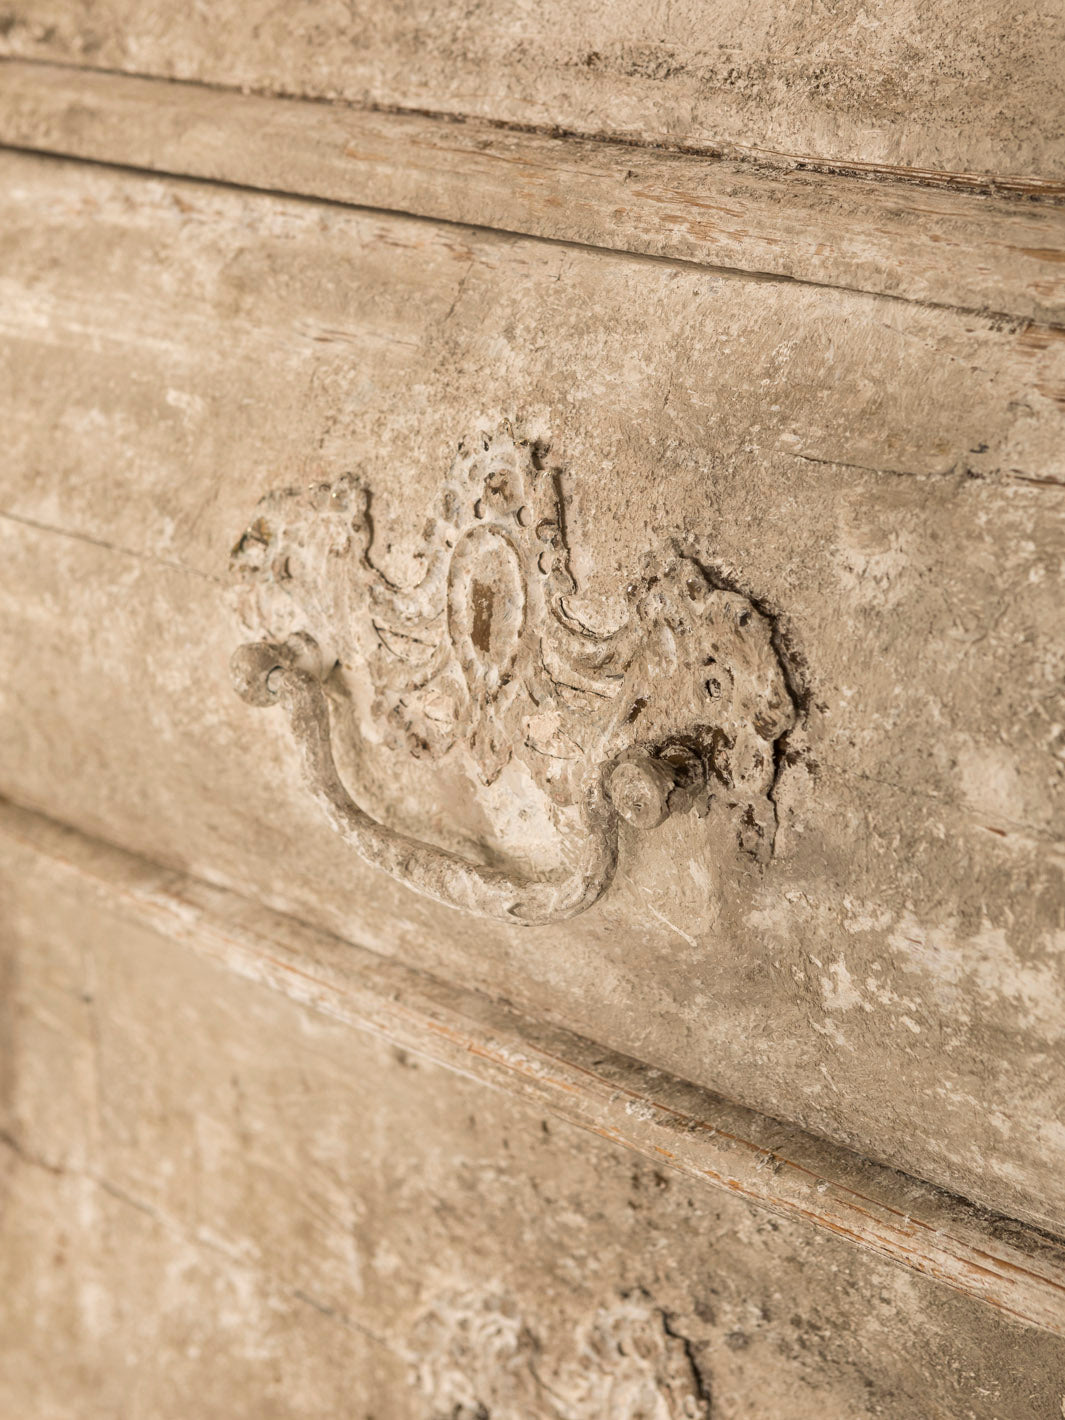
[
  {"xmin": 230, "ymin": 426, "xmax": 796, "ymax": 924},
  {"xmin": 232, "ymin": 635, "xmax": 705, "ymax": 923}
]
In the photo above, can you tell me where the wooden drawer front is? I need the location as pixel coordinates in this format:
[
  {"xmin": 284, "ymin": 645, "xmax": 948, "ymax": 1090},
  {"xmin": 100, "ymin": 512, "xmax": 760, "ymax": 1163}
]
[
  {"xmin": 2, "ymin": 151, "xmax": 1064, "ymax": 1235},
  {"xmin": 4, "ymin": 831, "xmax": 1065, "ymax": 1418}
]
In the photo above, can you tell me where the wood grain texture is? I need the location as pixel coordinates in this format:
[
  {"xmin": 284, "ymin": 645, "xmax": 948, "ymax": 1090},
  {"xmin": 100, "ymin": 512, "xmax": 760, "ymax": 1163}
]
[
  {"xmin": 0, "ymin": 1, "xmax": 1063, "ymax": 181},
  {"xmin": 2, "ymin": 62, "xmax": 1065, "ymax": 322},
  {"xmin": 4, "ymin": 793, "xmax": 1065, "ymax": 1349},
  {"xmin": 1, "ymin": 154, "xmax": 1064, "ymax": 1237},
  {"xmin": 10, "ymin": 808, "xmax": 1065, "ymax": 1419}
]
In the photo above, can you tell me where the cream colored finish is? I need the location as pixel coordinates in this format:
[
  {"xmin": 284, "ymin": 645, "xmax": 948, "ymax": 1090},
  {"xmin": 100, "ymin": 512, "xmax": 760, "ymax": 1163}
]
[
  {"xmin": 2, "ymin": 10, "xmax": 1065, "ymax": 1408},
  {"xmin": 1, "ymin": 153, "xmax": 1064, "ymax": 1234},
  {"xmin": 2, "ymin": 63, "xmax": 1064, "ymax": 320},
  {"xmin": 5, "ymin": 799, "xmax": 1065, "ymax": 1338}
]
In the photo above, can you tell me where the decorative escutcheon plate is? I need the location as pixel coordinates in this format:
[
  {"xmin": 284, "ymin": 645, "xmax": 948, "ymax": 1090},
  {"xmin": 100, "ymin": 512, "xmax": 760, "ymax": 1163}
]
[{"xmin": 230, "ymin": 425, "xmax": 796, "ymax": 923}]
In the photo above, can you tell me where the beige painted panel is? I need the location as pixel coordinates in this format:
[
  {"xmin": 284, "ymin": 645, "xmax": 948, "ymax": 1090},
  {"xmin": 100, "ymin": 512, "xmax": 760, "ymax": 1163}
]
[
  {"xmin": 1, "ymin": 155, "xmax": 1065, "ymax": 1232},
  {"xmin": 4, "ymin": 844, "xmax": 1065, "ymax": 1416},
  {"xmin": 8, "ymin": 799, "xmax": 1065, "ymax": 1336},
  {"xmin": 1, "ymin": 3, "xmax": 1064, "ymax": 181}
]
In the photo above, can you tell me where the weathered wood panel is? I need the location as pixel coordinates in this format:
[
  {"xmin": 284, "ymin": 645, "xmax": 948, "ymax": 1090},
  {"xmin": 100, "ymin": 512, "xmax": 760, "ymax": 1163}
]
[
  {"xmin": 5, "ymin": 796, "xmax": 1065, "ymax": 1339},
  {"xmin": 1, "ymin": 154, "xmax": 1064, "ymax": 1233},
  {"xmin": 4, "ymin": 818, "xmax": 1065, "ymax": 1416},
  {"xmin": 0, "ymin": 3, "xmax": 1064, "ymax": 181},
  {"xmin": 2, "ymin": 63, "xmax": 1065, "ymax": 321}
]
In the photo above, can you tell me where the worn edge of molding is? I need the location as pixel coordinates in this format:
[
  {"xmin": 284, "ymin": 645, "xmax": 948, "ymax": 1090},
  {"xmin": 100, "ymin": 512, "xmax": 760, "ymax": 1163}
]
[
  {"xmin": 5, "ymin": 51, "xmax": 1065, "ymax": 201},
  {"xmin": 2, "ymin": 793, "xmax": 1065, "ymax": 1337},
  {"xmin": 1, "ymin": 60, "xmax": 1064, "ymax": 325}
]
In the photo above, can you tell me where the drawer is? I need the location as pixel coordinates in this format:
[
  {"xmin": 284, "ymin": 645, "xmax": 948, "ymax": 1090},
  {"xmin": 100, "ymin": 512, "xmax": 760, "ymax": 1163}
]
[
  {"xmin": 2, "ymin": 149, "xmax": 1064, "ymax": 1241},
  {"xmin": 5, "ymin": 818, "xmax": 1065, "ymax": 1419}
]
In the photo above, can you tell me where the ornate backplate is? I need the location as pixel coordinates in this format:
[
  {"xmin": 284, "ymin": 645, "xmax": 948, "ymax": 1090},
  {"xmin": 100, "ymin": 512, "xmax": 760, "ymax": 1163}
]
[{"xmin": 230, "ymin": 424, "xmax": 797, "ymax": 917}]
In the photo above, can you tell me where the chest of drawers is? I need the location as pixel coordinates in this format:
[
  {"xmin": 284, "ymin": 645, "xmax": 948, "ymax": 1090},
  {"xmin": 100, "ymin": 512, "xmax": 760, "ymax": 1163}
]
[{"xmin": 2, "ymin": 7, "xmax": 1065, "ymax": 1415}]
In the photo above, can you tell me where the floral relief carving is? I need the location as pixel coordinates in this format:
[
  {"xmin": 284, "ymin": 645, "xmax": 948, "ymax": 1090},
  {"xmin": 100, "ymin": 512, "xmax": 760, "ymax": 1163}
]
[
  {"xmin": 230, "ymin": 424, "xmax": 796, "ymax": 920},
  {"xmin": 409, "ymin": 1287, "xmax": 710, "ymax": 1420}
]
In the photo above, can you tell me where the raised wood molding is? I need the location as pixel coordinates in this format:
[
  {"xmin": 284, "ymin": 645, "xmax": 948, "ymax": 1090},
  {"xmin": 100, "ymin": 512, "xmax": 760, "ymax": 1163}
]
[
  {"xmin": 1, "ymin": 1, "xmax": 1063, "ymax": 182},
  {"xmin": 1, "ymin": 60, "xmax": 1064, "ymax": 323},
  {"xmin": 3, "ymin": 793, "xmax": 1065, "ymax": 1338},
  {"xmin": 3, "ymin": 149, "xmax": 1064, "ymax": 1238}
]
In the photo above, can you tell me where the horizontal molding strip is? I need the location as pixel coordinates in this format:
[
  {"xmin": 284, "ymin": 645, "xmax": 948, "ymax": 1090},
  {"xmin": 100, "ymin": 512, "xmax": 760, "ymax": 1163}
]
[
  {"xmin": 1, "ymin": 60, "xmax": 1065, "ymax": 324},
  {"xmin": 3, "ymin": 794, "xmax": 1065, "ymax": 1337}
]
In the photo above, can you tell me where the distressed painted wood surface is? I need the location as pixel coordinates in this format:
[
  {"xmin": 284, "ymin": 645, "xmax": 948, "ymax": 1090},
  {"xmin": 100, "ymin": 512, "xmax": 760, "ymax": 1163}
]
[
  {"xmin": 4, "ymin": 806, "xmax": 1065, "ymax": 1418},
  {"xmin": 3, "ymin": 62, "xmax": 1065, "ymax": 322},
  {"xmin": 5, "ymin": 796, "xmax": 1065, "ymax": 1342},
  {"xmin": 1, "ymin": 154, "xmax": 1064, "ymax": 1236},
  {"xmin": 1, "ymin": 2, "xmax": 1064, "ymax": 182}
]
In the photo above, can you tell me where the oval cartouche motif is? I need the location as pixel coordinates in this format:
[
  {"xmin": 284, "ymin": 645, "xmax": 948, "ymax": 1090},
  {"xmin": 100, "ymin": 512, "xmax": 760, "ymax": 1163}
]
[{"xmin": 446, "ymin": 523, "xmax": 527, "ymax": 693}]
